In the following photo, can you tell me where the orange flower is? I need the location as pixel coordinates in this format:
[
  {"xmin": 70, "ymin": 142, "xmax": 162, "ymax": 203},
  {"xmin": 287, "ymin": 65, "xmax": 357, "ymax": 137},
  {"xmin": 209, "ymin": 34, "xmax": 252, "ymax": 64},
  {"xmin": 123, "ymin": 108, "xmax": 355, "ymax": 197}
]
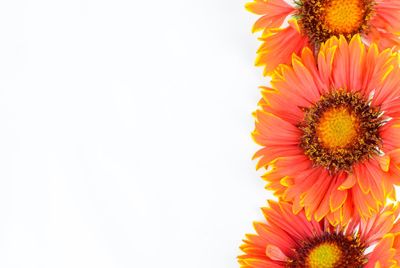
[
  {"xmin": 253, "ymin": 34, "xmax": 400, "ymax": 225},
  {"xmin": 246, "ymin": 0, "xmax": 400, "ymax": 74},
  {"xmin": 239, "ymin": 201, "xmax": 400, "ymax": 268}
]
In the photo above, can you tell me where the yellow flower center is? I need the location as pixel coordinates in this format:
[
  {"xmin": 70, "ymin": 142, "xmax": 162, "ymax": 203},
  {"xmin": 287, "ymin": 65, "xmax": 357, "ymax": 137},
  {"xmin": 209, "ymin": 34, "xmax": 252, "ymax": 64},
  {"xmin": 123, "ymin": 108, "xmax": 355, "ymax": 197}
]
[
  {"xmin": 287, "ymin": 233, "xmax": 367, "ymax": 267},
  {"xmin": 299, "ymin": 91, "xmax": 382, "ymax": 172},
  {"xmin": 317, "ymin": 107, "xmax": 359, "ymax": 149},
  {"xmin": 306, "ymin": 243, "xmax": 342, "ymax": 268},
  {"xmin": 298, "ymin": 0, "xmax": 374, "ymax": 44},
  {"xmin": 324, "ymin": 0, "xmax": 365, "ymax": 34}
]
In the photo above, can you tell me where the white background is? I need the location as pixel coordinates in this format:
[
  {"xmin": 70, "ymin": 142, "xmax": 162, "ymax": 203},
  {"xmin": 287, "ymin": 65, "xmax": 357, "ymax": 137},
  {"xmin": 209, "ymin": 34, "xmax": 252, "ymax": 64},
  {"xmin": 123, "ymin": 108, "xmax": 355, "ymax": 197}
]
[{"xmin": 0, "ymin": 0, "xmax": 274, "ymax": 267}]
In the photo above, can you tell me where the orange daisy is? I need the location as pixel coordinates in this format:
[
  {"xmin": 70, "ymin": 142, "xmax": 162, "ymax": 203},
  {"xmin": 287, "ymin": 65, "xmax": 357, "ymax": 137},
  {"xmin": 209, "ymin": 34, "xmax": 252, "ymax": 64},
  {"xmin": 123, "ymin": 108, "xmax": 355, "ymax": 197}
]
[
  {"xmin": 239, "ymin": 201, "xmax": 400, "ymax": 267},
  {"xmin": 246, "ymin": 0, "xmax": 400, "ymax": 74},
  {"xmin": 253, "ymin": 34, "xmax": 400, "ymax": 225}
]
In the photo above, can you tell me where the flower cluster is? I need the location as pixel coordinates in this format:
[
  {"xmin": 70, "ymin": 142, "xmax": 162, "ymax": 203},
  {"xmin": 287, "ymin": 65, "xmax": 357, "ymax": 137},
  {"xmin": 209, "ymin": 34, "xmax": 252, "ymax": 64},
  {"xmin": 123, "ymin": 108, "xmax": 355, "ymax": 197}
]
[{"xmin": 241, "ymin": 0, "xmax": 400, "ymax": 267}]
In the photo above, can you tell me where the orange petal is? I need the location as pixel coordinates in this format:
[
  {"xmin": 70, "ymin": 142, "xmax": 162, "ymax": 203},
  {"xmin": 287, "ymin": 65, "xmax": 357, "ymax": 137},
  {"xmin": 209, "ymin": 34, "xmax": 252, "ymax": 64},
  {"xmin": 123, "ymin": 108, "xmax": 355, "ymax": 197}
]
[
  {"xmin": 378, "ymin": 155, "xmax": 390, "ymax": 172},
  {"xmin": 330, "ymin": 188, "xmax": 348, "ymax": 212},
  {"xmin": 338, "ymin": 174, "xmax": 356, "ymax": 190},
  {"xmin": 265, "ymin": 244, "xmax": 288, "ymax": 261}
]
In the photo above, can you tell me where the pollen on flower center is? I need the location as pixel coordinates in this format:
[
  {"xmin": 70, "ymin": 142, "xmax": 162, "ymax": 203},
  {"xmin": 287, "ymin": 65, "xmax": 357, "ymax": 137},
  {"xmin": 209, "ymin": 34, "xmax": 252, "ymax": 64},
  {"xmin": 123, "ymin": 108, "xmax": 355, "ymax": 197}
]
[
  {"xmin": 299, "ymin": 90, "xmax": 382, "ymax": 172},
  {"xmin": 317, "ymin": 107, "xmax": 359, "ymax": 148},
  {"xmin": 287, "ymin": 233, "xmax": 366, "ymax": 267},
  {"xmin": 297, "ymin": 0, "xmax": 374, "ymax": 44},
  {"xmin": 324, "ymin": 0, "xmax": 365, "ymax": 34},
  {"xmin": 307, "ymin": 243, "xmax": 342, "ymax": 268}
]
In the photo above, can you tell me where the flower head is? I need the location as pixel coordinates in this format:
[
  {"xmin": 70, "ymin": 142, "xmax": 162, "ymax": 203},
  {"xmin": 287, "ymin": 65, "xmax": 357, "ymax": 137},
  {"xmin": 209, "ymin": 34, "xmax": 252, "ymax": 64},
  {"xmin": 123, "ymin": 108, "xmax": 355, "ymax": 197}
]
[
  {"xmin": 239, "ymin": 201, "xmax": 400, "ymax": 267},
  {"xmin": 246, "ymin": 0, "xmax": 400, "ymax": 74},
  {"xmin": 253, "ymin": 35, "xmax": 400, "ymax": 224}
]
